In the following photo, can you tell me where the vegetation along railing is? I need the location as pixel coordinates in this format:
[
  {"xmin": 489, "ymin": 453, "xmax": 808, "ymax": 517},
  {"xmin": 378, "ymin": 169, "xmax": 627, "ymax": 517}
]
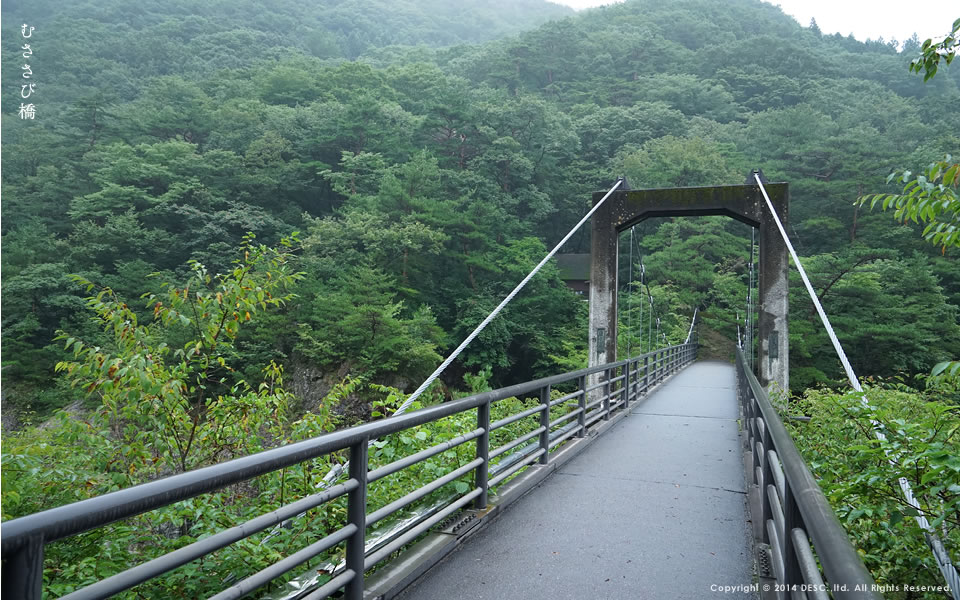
[
  {"xmin": 736, "ymin": 348, "xmax": 881, "ymax": 599},
  {"xmin": 2, "ymin": 343, "xmax": 698, "ymax": 600}
]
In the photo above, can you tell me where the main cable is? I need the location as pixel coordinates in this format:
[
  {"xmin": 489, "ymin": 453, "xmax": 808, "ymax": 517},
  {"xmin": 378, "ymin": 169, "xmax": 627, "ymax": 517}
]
[
  {"xmin": 310, "ymin": 178, "xmax": 625, "ymax": 490},
  {"xmin": 394, "ymin": 177, "xmax": 625, "ymax": 415}
]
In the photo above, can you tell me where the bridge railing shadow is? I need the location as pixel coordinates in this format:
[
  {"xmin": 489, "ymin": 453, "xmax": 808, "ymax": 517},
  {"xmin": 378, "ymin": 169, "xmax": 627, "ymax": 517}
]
[
  {"xmin": 2, "ymin": 344, "xmax": 698, "ymax": 600},
  {"xmin": 737, "ymin": 348, "xmax": 881, "ymax": 599}
]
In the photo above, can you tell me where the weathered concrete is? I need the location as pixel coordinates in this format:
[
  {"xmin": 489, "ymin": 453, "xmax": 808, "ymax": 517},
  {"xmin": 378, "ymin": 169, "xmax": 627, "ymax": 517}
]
[
  {"xmin": 397, "ymin": 362, "xmax": 755, "ymax": 600},
  {"xmin": 587, "ymin": 183, "xmax": 789, "ymax": 392},
  {"xmin": 756, "ymin": 187, "xmax": 789, "ymax": 394},
  {"xmin": 588, "ymin": 198, "xmax": 618, "ymax": 370}
]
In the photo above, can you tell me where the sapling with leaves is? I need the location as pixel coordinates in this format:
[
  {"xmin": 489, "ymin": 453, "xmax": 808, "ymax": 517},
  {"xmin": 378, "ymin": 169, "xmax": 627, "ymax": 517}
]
[
  {"xmin": 858, "ymin": 15, "xmax": 960, "ymax": 385},
  {"xmin": 55, "ymin": 233, "xmax": 304, "ymax": 478}
]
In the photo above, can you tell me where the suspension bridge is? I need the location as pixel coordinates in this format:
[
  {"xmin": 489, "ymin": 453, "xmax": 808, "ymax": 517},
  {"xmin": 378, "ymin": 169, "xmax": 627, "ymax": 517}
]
[{"xmin": 3, "ymin": 176, "xmax": 957, "ymax": 600}]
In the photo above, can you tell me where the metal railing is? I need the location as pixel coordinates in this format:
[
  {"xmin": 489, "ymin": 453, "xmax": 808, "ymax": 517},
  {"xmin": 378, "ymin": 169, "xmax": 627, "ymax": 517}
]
[
  {"xmin": 2, "ymin": 343, "xmax": 697, "ymax": 600},
  {"xmin": 736, "ymin": 348, "xmax": 881, "ymax": 599}
]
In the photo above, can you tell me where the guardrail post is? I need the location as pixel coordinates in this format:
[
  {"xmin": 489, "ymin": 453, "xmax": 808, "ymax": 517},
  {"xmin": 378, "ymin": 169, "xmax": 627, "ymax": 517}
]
[
  {"xmin": 539, "ymin": 386, "xmax": 551, "ymax": 464},
  {"xmin": 475, "ymin": 401, "xmax": 490, "ymax": 509},
  {"xmin": 3, "ymin": 536, "xmax": 43, "ymax": 600},
  {"xmin": 602, "ymin": 368, "xmax": 611, "ymax": 420},
  {"xmin": 643, "ymin": 355, "xmax": 649, "ymax": 395},
  {"xmin": 345, "ymin": 439, "xmax": 369, "ymax": 600},
  {"xmin": 622, "ymin": 362, "xmax": 631, "ymax": 409},
  {"xmin": 577, "ymin": 375, "xmax": 587, "ymax": 437}
]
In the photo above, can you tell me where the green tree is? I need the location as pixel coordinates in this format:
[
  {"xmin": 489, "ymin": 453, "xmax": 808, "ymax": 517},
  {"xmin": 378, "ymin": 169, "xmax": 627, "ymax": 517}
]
[{"xmin": 56, "ymin": 234, "xmax": 303, "ymax": 474}]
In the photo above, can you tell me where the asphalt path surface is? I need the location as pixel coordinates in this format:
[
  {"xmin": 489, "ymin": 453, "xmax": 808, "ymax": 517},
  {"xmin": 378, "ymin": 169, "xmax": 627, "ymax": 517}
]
[{"xmin": 398, "ymin": 361, "xmax": 755, "ymax": 600}]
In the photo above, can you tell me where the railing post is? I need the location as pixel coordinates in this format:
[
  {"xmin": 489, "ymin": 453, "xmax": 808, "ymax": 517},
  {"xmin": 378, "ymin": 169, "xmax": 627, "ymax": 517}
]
[
  {"xmin": 475, "ymin": 401, "xmax": 490, "ymax": 509},
  {"xmin": 345, "ymin": 439, "xmax": 368, "ymax": 600},
  {"xmin": 643, "ymin": 355, "xmax": 649, "ymax": 394},
  {"xmin": 577, "ymin": 375, "xmax": 587, "ymax": 437},
  {"xmin": 602, "ymin": 368, "xmax": 611, "ymax": 420},
  {"xmin": 2, "ymin": 536, "xmax": 44, "ymax": 600},
  {"xmin": 622, "ymin": 362, "xmax": 631, "ymax": 409},
  {"xmin": 539, "ymin": 386, "xmax": 551, "ymax": 464}
]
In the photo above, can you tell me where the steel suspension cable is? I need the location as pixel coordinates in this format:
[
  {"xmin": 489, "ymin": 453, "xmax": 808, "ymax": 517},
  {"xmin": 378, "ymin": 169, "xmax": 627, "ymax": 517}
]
[
  {"xmin": 627, "ymin": 226, "xmax": 634, "ymax": 357},
  {"xmin": 685, "ymin": 307, "xmax": 698, "ymax": 344},
  {"xmin": 395, "ymin": 177, "xmax": 625, "ymax": 414},
  {"xmin": 754, "ymin": 173, "xmax": 959, "ymax": 598},
  {"xmin": 311, "ymin": 178, "xmax": 625, "ymax": 489}
]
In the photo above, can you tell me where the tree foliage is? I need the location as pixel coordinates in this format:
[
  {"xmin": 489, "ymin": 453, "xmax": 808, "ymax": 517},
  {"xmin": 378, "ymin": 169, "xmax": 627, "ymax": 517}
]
[{"xmin": 2, "ymin": 2, "xmax": 960, "ymax": 593}]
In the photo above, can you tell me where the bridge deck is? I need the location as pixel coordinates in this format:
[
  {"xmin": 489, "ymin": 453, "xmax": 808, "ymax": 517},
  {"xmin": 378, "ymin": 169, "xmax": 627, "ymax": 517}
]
[{"xmin": 398, "ymin": 361, "xmax": 754, "ymax": 599}]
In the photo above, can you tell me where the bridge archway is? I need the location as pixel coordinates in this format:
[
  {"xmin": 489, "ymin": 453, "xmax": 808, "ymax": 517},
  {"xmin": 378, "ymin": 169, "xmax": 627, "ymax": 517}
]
[{"xmin": 588, "ymin": 180, "xmax": 789, "ymax": 391}]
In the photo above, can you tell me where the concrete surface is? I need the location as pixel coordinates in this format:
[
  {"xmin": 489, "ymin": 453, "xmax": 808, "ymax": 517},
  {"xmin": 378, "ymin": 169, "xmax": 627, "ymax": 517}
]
[{"xmin": 397, "ymin": 361, "xmax": 756, "ymax": 600}]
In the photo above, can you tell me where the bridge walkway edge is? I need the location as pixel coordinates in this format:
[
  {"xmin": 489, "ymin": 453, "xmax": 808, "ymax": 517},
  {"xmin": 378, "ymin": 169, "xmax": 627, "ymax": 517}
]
[{"xmin": 367, "ymin": 361, "xmax": 755, "ymax": 600}]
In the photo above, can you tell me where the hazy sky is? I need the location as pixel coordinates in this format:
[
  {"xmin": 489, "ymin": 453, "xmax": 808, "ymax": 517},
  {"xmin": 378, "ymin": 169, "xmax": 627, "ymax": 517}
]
[{"xmin": 551, "ymin": 0, "xmax": 958, "ymax": 46}]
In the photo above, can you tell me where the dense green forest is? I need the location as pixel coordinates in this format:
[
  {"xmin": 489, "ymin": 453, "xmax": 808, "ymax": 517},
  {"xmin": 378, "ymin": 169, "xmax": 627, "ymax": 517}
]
[{"xmin": 1, "ymin": 0, "xmax": 958, "ymax": 596}]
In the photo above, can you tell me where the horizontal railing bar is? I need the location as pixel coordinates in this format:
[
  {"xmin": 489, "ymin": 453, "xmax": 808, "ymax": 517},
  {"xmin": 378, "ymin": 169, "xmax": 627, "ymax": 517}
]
[
  {"xmin": 767, "ymin": 449, "xmax": 786, "ymax": 506},
  {"xmin": 584, "ymin": 396, "xmax": 609, "ymax": 411},
  {"xmin": 206, "ymin": 524, "xmax": 357, "ymax": 600},
  {"xmin": 737, "ymin": 349, "xmax": 880, "ymax": 594},
  {"xmin": 768, "ymin": 483, "xmax": 786, "ymax": 543},
  {"xmin": 4, "ymin": 346, "xmax": 696, "ymax": 552},
  {"xmin": 607, "ymin": 374, "xmax": 625, "ymax": 385},
  {"xmin": 299, "ymin": 569, "xmax": 356, "ymax": 600},
  {"xmin": 549, "ymin": 390, "xmax": 583, "ymax": 407},
  {"xmin": 489, "ymin": 427, "xmax": 546, "ymax": 460},
  {"xmin": 791, "ymin": 529, "xmax": 829, "ymax": 599},
  {"xmin": 489, "ymin": 449, "xmax": 545, "ymax": 488},
  {"xmin": 548, "ymin": 426, "xmax": 582, "ymax": 450},
  {"xmin": 584, "ymin": 409, "xmax": 606, "ymax": 427},
  {"xmin": 363, "ymin": 488, "xmax": 482, "ymax": 570},
  {"xmin": 548, "ymin": 408, "xmax": 583, "ymax": 429},
  {"xmin": 488, "ymin": 421, "xmax": 579, "ymax": 477},
  {"xmin": 767, "ymin": 519, "xmax": 786, "ymax": 584},
  {"xmin": 490, "ymin": 404, "xmax": 545, "ymax": 431},
  {"xmin": 366, "ymin": 459, "xmax": 484, "ymax": 527},
  {"xmin": 57, "ymin": 480, "xmax": 358, "ymax": 600},
  {"xmin": 584, "ymin": 381, "xmax": 607, "ymax": 392},
  {"xmin": 367, "ymin": 429, "xmax": 484, "ymax": 483}
]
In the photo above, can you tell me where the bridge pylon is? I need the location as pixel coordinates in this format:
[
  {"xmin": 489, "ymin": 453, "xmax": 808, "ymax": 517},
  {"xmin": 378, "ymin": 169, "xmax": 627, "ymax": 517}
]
[{"xmin": 588, "ymin": 177, "xmax": 789, "ymax": 392}]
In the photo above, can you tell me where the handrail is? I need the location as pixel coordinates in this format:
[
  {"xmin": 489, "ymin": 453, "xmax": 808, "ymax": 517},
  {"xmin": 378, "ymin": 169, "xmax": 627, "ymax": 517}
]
[
  {"xmin": 736, "ymin": 348, "xmax": 881, "ymax": 598},
  {"xmin": 2, "ymin": 343, "xmax": 698, "ymax": 600}
]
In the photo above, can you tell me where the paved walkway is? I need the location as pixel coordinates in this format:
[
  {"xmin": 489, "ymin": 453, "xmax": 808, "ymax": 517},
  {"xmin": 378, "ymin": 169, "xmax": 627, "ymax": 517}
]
[{"xmin": 398, "ymin": 361, "xmax": 755, "ymax": 599}]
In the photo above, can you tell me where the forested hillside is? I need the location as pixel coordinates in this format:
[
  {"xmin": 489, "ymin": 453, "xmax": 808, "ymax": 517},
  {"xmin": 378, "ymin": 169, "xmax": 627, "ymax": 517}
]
[
  {"xmin": 3, "ymin": 0, "xmax": 957, "ymax": 418},
  {"xmin": 3, "ymin": 0, "xmax": 959, "ymax": 596}
]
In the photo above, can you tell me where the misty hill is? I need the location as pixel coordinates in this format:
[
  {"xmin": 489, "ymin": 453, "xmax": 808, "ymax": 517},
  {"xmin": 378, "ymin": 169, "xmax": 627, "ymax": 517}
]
[
  {"xmin": 2, "ymin": 0, "xmax": 958, "ymax": 419},
  {"xmin": 1, "ymin": 0, "xmax": 573, "ymax": 107}
]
